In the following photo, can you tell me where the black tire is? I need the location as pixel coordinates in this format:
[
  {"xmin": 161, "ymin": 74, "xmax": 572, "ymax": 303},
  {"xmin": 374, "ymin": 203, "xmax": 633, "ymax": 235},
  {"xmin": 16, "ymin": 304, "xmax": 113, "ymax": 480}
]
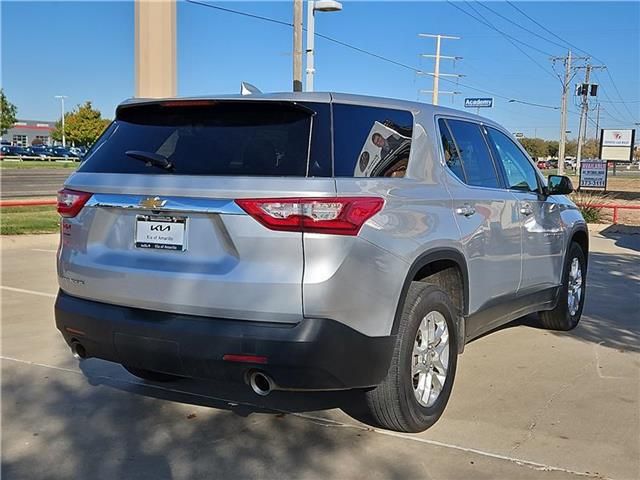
[
  {"xmin": 122, "ymin": 365, "xmax": 182, "ymax": 382},
  {"xmin": 363, "ymin": 283, "xmax": 458, "ymax": 433},
  {"xmin": 539, "ymin": 242, "xmax": 586, "ymax": 331}
]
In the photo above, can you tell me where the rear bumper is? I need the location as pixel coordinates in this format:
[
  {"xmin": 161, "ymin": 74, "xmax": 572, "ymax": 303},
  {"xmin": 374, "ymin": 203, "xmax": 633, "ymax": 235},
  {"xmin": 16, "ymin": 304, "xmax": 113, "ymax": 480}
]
[{"xmin": 55, "ymin": 291, "xmax": 395, "ymax": 390}]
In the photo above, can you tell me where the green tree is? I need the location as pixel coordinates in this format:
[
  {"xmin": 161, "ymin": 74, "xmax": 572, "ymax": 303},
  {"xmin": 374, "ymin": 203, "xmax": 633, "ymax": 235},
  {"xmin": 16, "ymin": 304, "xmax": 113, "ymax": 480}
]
[
  {"xmin": 582, "ymin": 139, "xmax": 600, "ymax": 159},
  {"xmin": 51, "ymin": 101, "xmax": 110, "ymax": 146},
  {"xmin": 1, "ymin": 89, "xmax": 18, "ymax": 135},
  {"xmin": 518, "ymin": 137, "xmax": 547, "ymax": 159},
  {"xmin": 565, "ymin": 140, "xmax": 578, "ymax": 157},
  {"xmin": 546, "ymin": 140, "xmax": 559, "ymax": 158}
]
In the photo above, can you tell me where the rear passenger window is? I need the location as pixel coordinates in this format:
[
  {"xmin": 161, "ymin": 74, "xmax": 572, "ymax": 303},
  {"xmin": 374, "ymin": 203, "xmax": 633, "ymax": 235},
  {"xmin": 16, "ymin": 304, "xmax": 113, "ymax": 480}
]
[
  {"xmin": 333, "ymin": 104, "xmax": 413, "ymax": 177},
  {"xmin": 444, "ymin": 119, "xmax": 500, "ymax": 188}
]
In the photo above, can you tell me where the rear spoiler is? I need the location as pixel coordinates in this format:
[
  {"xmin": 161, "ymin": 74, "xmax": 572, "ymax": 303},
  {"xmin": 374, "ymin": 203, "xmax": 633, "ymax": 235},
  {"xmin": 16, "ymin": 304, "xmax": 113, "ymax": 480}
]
[{"xmin": 115, "ymin": 98, "xmax": 317, "ymax": 119}]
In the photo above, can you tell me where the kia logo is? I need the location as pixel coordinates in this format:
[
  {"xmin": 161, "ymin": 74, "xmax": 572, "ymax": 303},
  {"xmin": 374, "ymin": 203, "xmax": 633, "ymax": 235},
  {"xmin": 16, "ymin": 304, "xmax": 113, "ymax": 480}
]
[{"xmin": 150, "ymin": 225, "xmax": 171, "ymax": 232}]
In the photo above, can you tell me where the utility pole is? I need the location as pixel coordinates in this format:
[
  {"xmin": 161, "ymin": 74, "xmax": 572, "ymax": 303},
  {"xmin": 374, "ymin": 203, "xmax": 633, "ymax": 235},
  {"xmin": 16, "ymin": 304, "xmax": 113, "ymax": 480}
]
[
  {"xmin": 293, "ymin": 0, "xmax": 303, "ymax": 92},
  {"xmin": 575, "ymin": 63, "xmax": 605, "ymax": 172},
  {"xmin": 556, "ymin": 50, "xmax": 571, "ymax": 174},
  {"xmin": 134, "ymin": 0, "xmax": 176, "ymax": 98},
  {"xmin": 54, "ymin": 95, "xmax": 67, "ymax": 147},
  {"xmin": 551, "ymin": 51, "xmax": 589, "ymax": 174},
  {"xmin": 418, "ymin": 34, "xmax": 461, "ymax": 105},
  {"xmin": 594, "ymin": 103, "xmax": 601, "ymax": 140}
]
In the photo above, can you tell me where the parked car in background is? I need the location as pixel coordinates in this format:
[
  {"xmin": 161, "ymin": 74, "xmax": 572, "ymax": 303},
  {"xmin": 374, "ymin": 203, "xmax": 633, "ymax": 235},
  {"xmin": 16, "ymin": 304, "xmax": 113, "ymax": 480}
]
[
  {"xmin": 55, "ymin": 93, "xmax": 588, "ymax": 433},
  {"xmin": 0, "ymin": 145, "xmax": 30, "ymax": 159},
  {"xmin": 52, "ymin": 147, "xmax": 80, "ymax": 160},
  {"xmin": 26, "ymin": 146, "xmax": 50, "ymax": 159},
  {"xmin": 69, "ymin": 146, "xmax": 87, "ymax": 158},
  {"xmin": 537, "ymin": 159, "xmax": 549, "ymax": 169}
]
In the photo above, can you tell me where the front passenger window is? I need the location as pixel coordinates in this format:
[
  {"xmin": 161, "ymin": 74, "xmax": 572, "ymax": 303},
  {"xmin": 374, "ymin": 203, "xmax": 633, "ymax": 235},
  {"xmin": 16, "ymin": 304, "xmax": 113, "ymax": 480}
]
[{"xmin": 487, "ymin": 128, "xmax": 539, "ymax": 193}]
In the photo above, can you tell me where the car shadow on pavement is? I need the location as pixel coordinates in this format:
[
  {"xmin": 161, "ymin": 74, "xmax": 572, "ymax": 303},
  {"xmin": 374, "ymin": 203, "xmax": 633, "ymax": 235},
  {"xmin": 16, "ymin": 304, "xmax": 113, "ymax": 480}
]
[
  {"xmin": 475, "ymin": 250, "xmax": 639, "ymax": 353},
  {"xmin": 2, "ymin": 360, "xmax": 419, "ymax": 480},
  {"xmin": 598, "ymin": 224, "xmax": 640, "ymax": 252}
]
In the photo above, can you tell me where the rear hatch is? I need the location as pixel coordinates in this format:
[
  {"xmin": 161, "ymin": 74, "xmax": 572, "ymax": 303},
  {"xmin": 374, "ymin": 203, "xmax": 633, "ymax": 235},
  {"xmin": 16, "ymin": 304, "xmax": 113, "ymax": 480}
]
[{"xmin": 58, "ymin": 98, "xmax": 334, "ymax": 323}]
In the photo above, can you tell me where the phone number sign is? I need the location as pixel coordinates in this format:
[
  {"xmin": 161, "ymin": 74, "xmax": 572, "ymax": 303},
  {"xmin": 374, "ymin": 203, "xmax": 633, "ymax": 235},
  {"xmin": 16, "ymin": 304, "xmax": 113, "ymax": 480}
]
[{"xmin": 579, "ymin": 160, "xmax": 608, "ymax": 190}]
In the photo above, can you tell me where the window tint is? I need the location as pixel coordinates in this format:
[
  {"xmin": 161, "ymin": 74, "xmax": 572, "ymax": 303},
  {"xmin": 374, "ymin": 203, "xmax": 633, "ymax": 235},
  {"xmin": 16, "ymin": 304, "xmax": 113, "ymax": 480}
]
[
  {"xmin": 487, "ymin": 127, "xmax": 539, "ymax": 192},
  {"xmin": 438, "ymin": 119, "xmax": 465, "ymax": 182},
  {"xmin": 78, "ymin": 101, "xmax": 332, "ymax": 177},
  {"xmin": 333, "ymin": 104, "xmax": 413, "ymax": 177},
  {"xmin": 446, "ymin": 119, "xmax": 500, "ymax": 188}
]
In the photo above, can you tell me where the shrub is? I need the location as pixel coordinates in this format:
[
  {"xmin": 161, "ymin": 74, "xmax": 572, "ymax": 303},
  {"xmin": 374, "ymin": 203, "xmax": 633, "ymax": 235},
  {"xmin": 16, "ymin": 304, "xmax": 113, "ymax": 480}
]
[{"xmin": 571, "ymin": 191, "xmax": 606, "ymax": 223}]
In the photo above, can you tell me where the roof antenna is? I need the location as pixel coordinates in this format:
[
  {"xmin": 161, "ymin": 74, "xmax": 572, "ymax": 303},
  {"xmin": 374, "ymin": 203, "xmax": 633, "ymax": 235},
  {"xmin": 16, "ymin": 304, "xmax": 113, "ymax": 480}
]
[{"xmin": 240, "ymin": 82, "xmax": 262, "ymax": 96}]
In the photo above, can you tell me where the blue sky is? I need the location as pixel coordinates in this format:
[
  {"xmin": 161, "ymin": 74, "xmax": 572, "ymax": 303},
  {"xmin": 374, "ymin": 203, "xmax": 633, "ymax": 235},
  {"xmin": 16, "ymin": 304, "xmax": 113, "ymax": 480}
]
[{"xmin": 2, "ymin": 1, "xmax": 639, "ymax": 140}]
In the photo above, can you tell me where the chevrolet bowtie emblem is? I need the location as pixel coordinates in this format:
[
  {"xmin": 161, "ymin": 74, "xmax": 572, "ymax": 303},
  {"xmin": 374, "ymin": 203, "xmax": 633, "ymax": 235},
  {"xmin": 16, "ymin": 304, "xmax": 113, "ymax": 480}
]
[{"xmin": 139, "ymin": 196, "xmax": 167, "ymax": 209}]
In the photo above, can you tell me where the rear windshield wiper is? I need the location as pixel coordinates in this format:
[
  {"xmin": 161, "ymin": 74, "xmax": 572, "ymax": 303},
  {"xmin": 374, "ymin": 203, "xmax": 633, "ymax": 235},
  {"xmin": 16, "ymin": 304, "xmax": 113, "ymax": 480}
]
[{"xmin": 125, "ymin": 150, "xmax": 174, "ymax": 172}]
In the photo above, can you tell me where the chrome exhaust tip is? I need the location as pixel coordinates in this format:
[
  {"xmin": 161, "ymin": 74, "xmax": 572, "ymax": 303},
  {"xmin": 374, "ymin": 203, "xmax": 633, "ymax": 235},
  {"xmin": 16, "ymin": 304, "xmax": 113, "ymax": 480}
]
[
  {"xmin": 248, "ymin": 371, "xmax": 274, "ymax": 396},
  {"xmin": 71, "ymin": 341, "xmax": 87, "ymax": 360}
]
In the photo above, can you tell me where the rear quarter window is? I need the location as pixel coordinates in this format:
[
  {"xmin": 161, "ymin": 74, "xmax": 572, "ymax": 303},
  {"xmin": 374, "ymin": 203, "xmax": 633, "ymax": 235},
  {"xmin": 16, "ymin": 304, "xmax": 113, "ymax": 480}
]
[{"xmin": 332, "ymin": 104, "xmax": 413, "ymax": 177}]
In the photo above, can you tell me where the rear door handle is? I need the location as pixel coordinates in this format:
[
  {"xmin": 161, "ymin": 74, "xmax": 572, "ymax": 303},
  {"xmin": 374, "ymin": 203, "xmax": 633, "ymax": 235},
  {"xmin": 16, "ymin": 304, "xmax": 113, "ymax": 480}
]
[
  {"xmin": 456, "ymin": 203, "xmax": 476, "ymax": 217},
  {"xmin": 520, "ymin": 203, "xmax": 533, "ymax": 216}
]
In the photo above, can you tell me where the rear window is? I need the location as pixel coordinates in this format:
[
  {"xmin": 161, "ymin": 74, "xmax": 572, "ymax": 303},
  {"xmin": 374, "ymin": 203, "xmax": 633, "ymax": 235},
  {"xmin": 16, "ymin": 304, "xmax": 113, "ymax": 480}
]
[
  {"xmin": 78, "ymin": 101, "xmax": 331, "ymax": 176},
  {"xmin": 332, "ymin": 104, "xmax": 413, "ymax": 177}
]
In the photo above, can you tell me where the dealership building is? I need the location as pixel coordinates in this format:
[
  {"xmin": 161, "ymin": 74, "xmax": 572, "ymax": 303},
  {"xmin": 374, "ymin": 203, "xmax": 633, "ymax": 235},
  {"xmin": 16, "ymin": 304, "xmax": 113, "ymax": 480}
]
[{"xmin": 1, "ymin": 119, "xmax": 55, "ymax": 146}]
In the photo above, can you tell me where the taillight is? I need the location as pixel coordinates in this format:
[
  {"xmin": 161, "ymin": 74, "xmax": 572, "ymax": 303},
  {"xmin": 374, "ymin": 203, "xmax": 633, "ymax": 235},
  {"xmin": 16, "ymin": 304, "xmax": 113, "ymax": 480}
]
[
  {"xmin": 57, "ymin": 189, "xmax": 92, "ymax": 218},
  {"xmin": 235, "ymin": 197, "xmax": 384, "ymax": 236}
]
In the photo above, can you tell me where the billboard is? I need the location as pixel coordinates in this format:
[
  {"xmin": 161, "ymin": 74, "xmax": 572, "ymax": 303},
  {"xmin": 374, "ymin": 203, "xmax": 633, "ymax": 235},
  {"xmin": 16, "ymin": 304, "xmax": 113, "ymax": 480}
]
[
  {"xmin": 599, "ymin": 129, "xmax": 635, "ymax": 162},
  {"xmin": 464, "ymin": 98, "xmax": 493, "ymax": 108}
]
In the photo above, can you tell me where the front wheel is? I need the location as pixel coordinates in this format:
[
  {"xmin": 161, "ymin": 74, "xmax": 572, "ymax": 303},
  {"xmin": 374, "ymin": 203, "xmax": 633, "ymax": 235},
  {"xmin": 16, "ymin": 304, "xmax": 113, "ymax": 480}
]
[
  {"xmin": 539, "ymin": 242, "xmax": 586, "ymax": 331},
  {"xmin": 363, "ymin": 283, "xmax": 458, "ymax": 433}
]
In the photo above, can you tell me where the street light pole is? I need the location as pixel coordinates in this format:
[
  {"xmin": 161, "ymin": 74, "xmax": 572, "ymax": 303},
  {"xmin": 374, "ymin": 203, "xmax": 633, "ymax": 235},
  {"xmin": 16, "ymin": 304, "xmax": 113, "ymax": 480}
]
[
  {"xmin": 305, "ymin": 1, "xmax": 316, "ymax": 92},
  {"xmin": 293, "ymin": 0, "xmax": 303, "ymax": 92},
  {"xmin": 55, "ymin": 95, "xmax": 68, "ymax": 147},
  {"xmin": 305, "ymin": 0, "xmax": 342, "ymax": 92}
]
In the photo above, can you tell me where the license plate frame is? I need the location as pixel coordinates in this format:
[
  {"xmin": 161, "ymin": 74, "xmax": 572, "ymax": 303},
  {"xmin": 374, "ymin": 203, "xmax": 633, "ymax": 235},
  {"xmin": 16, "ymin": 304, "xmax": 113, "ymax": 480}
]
[{"xmin": 135, "ymin": 215, "xmax": 188, "ymax": 251}]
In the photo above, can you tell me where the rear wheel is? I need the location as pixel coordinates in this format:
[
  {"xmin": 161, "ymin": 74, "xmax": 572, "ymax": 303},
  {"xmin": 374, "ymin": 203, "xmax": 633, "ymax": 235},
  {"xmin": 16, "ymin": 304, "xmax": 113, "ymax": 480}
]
[
  {"xmin": 539, "ymin": 242, "xmax": 586, "ymax": 331},
  {"xmin": 363, "ymin": 283, "xmax": 458, "ymax": 433},
  {"xmin": 122, "ymin": 365, "xmax": 182, "ymax": 382}
]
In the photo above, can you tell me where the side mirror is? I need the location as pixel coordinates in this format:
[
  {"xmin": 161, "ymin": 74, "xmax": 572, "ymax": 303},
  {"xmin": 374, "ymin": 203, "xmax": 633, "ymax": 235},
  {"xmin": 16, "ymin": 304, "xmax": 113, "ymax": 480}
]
[{"xmin": 547, "ymin": 175, "xmax": 573, "ymax": 195}]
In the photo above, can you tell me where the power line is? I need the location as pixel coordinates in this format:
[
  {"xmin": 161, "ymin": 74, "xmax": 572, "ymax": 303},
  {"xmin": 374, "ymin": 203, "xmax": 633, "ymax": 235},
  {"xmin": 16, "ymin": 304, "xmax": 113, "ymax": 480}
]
[
  {"xmin": 598, "ymin": 99, "xmax": 640, "ymax": 104},
  {"xmin": 505, "ymin": 1, "xmax": 587, "ymax": 56},
  {"xmin": 186, "ymin": 0, "xmax": 292, "ymax": 27},
  {"xmin": 447, "ymin": 1, "xmax": 560, "ymax": 84},
  {"xmin": 506, "ymin": 0, "xmax": 638, "ymax": 120},
  {"xmin": 445, "ymin": 0, "xmax": 555, "ymax": 57},
  {"xmin": 604, "ymin": 69, "xmax": 637, "ymax": 122},
  {"xmin": 591, "ymin": 71, "xmax": 636, "ymax": 124},
  {"xmin": 185, "ymin": 0, "xmax": 559, "ymax": 110},
  {"xmin": 473, "ymin": 1, "xmax": 569, "ymax": 52}
]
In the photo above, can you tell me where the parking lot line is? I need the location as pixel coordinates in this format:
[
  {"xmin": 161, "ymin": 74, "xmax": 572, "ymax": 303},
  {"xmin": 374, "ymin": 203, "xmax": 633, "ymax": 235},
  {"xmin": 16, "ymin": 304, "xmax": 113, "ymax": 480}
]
[
  {"xmin": 0, "ymin": 354, "xmax": 612, "ymax": 480},
  {"xmin": 0, "ymin": 285, "xmax": 56, "ymax": 298}
]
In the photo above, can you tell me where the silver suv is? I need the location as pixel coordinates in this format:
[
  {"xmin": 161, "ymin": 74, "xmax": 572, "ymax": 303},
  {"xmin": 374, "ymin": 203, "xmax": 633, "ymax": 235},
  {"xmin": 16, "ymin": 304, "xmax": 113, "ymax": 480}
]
[{"xmin": 55, "ymin": 93, "xmax": 588, "ymax": 433}]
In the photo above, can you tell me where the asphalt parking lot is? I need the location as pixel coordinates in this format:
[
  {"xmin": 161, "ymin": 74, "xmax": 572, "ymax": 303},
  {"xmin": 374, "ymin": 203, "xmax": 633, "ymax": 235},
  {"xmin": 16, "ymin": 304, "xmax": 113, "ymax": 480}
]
[
  {"xmin": 0, "ymin": 169, "xmax": 72, "ymax": 198},
  {"xmin": 1, "ymin": 230, "xmax": 639, "ymax": 480}
]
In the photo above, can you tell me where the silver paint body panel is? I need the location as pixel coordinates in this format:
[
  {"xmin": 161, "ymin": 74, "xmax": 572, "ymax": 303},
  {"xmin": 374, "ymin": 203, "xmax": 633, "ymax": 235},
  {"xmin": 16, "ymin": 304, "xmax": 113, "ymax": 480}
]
[{"xmin": 58, "ymin": 92, "xmax": 586, "ymax": 339}]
